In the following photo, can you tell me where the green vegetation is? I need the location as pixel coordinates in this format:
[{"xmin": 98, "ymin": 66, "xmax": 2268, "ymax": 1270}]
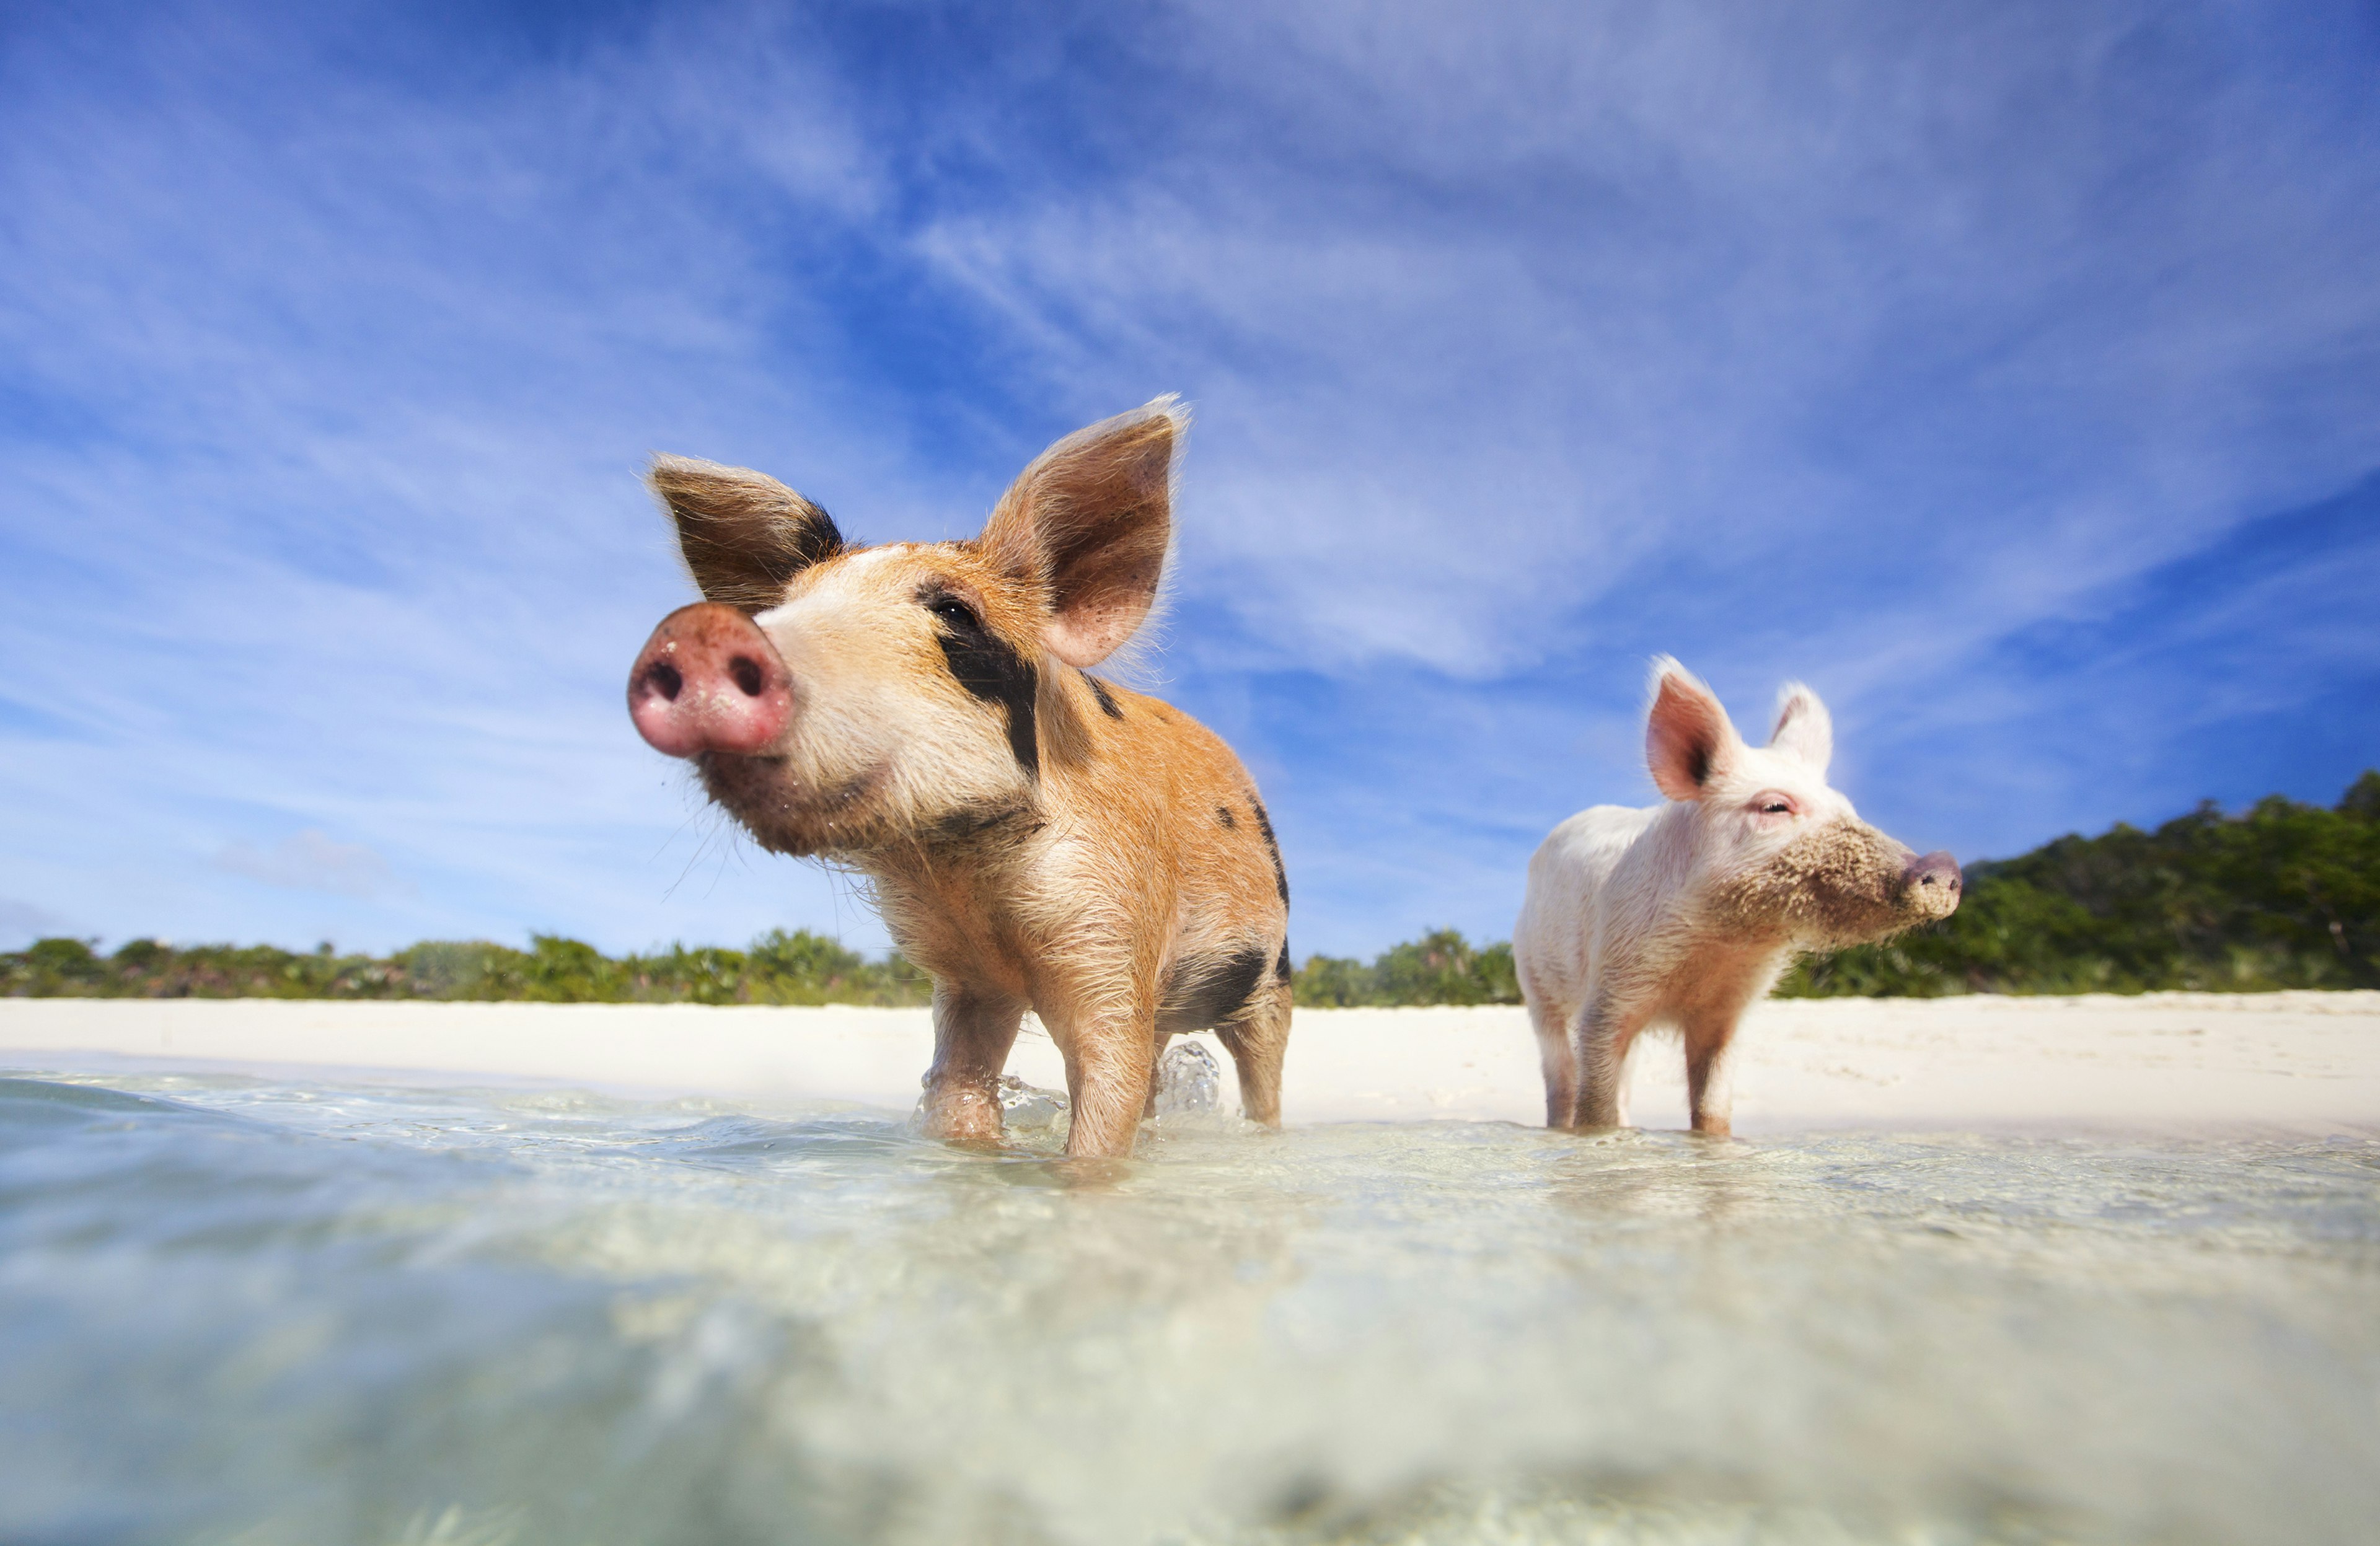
[
  {"xmin": 2, "ymin": 929, "xmax": 932, "ymax": 1006},
  {"xmin": 1293, "ymin": 928, "xmax": 1520, "ymax": 1006},
  {"xmin": 8, "ymin": 773, "xmax": 2374, "ymax": 1004}
]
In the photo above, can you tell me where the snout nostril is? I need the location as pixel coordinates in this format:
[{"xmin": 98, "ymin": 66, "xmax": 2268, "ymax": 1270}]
[
  {"xmin": 728, "ymin": 656, "xmax": 765, "ymax": 697},
  {"xmin": 645, "ymin": 661, "xmax": 684, "ymax": 701}
]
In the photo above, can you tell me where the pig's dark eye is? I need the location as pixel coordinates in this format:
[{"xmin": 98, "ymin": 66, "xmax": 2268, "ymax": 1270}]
[
  {"xmin": 1761, "ymin": 801, "xmax": 1792, "ymax": 815},
  {"xmin": 926, "ymin": 596, "xmax": 981, "ymax": 631}
]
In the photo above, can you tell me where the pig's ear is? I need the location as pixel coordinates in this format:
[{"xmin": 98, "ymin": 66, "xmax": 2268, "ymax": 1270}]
[
  {"xmin": 978, "ymin": 397, "xmax": 1184, "ymax": 667},
  {"xmin": 648, "ymin": 455, "xmax": 847, "ymax": 613},
  {"xmin": 1645, "ymin": 657, "xmax": 1740, "ymax": 802},
  {"xmin": 1768, "ymin": 682, "xmax": 1833, "ymax": 773}
]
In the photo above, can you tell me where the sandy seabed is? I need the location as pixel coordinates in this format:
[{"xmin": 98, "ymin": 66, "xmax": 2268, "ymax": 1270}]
[{"xmin": 5, "ymin": 989, "xmax": 2376, "ymax": 1135}]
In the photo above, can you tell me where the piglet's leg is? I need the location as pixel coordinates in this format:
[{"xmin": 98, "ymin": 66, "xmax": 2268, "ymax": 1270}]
[
  {"xmin": 922, "ymin": 983, "xmax": 1025, "ymax": 1145},
  {"xmin": 1681, "ymin": 1012, "xmax": 1739, "ymax": 1137},
  {"xmin": 1527, "ymin": 990, "xmax": 1577, "ymax": 1130},
  {"xmin": 1571, "ymin": 995, "xmax": 1642, "ymax": 1130},
  {"xmin": 1215, "ymin": 977, "xmax": 1292, "ymax": 1127}
]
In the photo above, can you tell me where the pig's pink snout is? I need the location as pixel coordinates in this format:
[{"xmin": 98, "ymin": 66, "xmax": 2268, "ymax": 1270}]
[
  {"xmin": 628, "ymin": 603, "xmax": 793, "ymax": 758},
  {"xmin": 1905, "ymin": 850, "xmax": 1962, "ymax": 898}
]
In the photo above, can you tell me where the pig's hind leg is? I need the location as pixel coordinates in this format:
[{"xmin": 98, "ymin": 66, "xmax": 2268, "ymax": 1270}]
[
  {"xmin": 1215, "ymin": 977, "xmax": 1291, "ymax": 1127},
  {"xmin": 1525, "ymin": 989, "xmax": 1579, "ymax": 1130}
]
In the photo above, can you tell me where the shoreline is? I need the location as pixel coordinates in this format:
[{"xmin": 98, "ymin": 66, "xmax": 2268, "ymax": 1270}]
[{"xmin": 4, "ymin": 991, "xmax": 2377, "ymax": 1136}]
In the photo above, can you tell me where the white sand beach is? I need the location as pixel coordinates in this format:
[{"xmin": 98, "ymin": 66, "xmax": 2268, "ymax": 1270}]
[{"xmin": 5, "ymin": 991, "xmax": 2377, "ymax": 1135}]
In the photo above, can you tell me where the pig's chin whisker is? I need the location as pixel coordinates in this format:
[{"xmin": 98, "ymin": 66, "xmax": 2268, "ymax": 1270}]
[
  {"xmin": 647, "ymin": 793, "xmax": 709, "ymax": 869},
  {"xmin": 699, "ymin": 819, "xmax": 756, "ymax": 900},
  {"xmin": 661, "ymin": 807, "xmax": 731, "ymax": 903},
  {"xmin": 819, "ymin": 853, "xmax": 873, "ymax": 891}
]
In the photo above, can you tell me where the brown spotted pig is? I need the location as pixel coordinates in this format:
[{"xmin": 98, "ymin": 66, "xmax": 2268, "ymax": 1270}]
[
  {"xmin": 1513, "ymin": 657, "xmax": 1960, "ymax": 1136},
  {"xmin": 626, "ymin": 399, "xmax": 1292, "ymax": 1158}
]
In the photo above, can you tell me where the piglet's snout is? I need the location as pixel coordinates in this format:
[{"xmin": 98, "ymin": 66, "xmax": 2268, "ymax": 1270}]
[
  {"xmin": 1904, "ymin": 850, "xmax": 1963, "ymax": 901},
  {"xmin": 628, "ymin": 602, "xmax": 793, "ymax": 758}
]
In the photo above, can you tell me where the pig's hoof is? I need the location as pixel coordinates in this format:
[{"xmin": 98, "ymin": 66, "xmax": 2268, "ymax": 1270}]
[
  {"xmin": 913, "ymin": 1087, "xmax": 1007, "ymax": 1147},
  {"xmin": 924, "ymin": 1117, "xmax": 1005, "ymax": 1149}
]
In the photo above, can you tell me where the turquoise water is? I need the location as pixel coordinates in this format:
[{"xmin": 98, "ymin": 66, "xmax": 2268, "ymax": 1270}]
[{"xmin": 1, "ymin": 1065, "xmax": 2375, "ymax": 1546}]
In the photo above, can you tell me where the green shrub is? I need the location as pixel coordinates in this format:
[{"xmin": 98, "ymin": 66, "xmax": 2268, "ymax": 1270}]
[
  {"xmin": 1, "ymin": 928, "xmax": 928, "ymax": 1006},
  {"xmin": 1294, "ymin": 928, "xmax": 1521, "ymax": 1007}
]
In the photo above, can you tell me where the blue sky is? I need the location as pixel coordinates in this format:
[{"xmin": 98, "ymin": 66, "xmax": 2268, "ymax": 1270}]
[{"xmin": 2, "ymin": 0, "xmax": 2376, "ymax": 959}]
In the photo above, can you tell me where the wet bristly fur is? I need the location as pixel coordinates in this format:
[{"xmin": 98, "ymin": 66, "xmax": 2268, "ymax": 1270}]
[
  {"xmin": 1512, "ymin": 658, "xmax": 1958, "ymax": 1138},
  {"xmin": 645, "ymin": 397, "xmax": 1291, "ymax": 1158}
]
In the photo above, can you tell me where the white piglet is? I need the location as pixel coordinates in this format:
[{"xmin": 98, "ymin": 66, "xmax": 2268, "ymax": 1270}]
[{"xmin": 1514, "ymin": 658, "xmax": 1962, "ymax": 1136}]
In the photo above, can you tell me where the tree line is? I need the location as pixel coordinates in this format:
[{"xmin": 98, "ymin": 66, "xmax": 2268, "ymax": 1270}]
[
  {"xmin": 2, "ymin": 930, "xmax": 933, "ymax": 1006},
  {"xmin": 6, "ymin": 772, "xmax": 2374, "ymax": 1004}
]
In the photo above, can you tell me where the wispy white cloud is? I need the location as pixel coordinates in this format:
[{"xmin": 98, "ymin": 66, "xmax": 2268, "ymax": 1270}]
[
  {"xmin": 0, "ymin": 0, "xmax": 2373, "ymax": 956},
  {"xmin": 214, "ymin": 831, "xmax": 407, "ymax": 899},
  {"xmin": 903, "ymin": 1, "xmax": 2380, "ymax": 685},
  {"xmin": 0, "ymin": 4, "xmax": 945, "ymax": 952}
]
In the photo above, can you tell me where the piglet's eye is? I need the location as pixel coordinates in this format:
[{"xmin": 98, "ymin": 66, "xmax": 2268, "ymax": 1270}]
[
  {"xmin": 927, "ymin": 597, "xmax": 979, "ymax": 630},
  {"xmin": 1760, "ymin": 799, "xmax": 1793, "ymax": 815}
]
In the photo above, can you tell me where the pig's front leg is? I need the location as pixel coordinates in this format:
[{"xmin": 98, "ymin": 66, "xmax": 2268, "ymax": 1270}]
[
  {"xmin": 1681, "ymin": 1011, "xmax": 1739, "ymax": 1137},
  {"xmin": 1569, "ymin": 994, "xmax": 1645, "ymax": 1130},
  {"xmin": 922, "ymin": 983, "xmax": 1026, "ymax": 1145},
  {"xmin": 1052, "ymin": 1004, "xmax": 1158, "ymax": 1159}
]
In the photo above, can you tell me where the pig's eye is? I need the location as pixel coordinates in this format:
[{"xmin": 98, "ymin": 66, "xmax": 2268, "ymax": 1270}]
[
  {"xmin": 926, "ymin": 596, "xmax": 981, "ymax": 631},
  {"xmin": 1754, "ymin": 794, "xmax": 1797, "ymax": 816}
]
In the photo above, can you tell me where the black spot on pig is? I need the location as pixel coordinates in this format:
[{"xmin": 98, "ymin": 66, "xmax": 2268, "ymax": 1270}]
[
  {"xmin": 1158, "ymin": 947, "xmax": 1270, "ymax": 1034},
  {"xmin": 1249, "ymin": 796, "xmax": 1289, "ymax": 904},
  {"xmin": 1085, "ymin": 675, "xmax": 1125, "ymax": 720},
  {"xmin": 1216, "ymin": 804, "xmax": 1236, "ymax": 829},
  {"xmin": 924, "ymin": 589, "xmax": 1039, "ymax": 778},
  {"xmin": 928, "ymin": 794, "xmax": 1038, "ymax": 845}
]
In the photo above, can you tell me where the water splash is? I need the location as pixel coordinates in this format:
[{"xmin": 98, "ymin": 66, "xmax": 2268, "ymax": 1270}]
[
  {"xmin": 998, "ymin": 1071, "xmax": 1070, "ymax": 1132},
  {"xmin": 1154, "ymin": 1039, "xmax": 1222, "ymax": 1117}
]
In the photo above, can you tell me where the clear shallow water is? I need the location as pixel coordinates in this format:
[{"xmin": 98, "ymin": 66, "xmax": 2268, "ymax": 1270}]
[{"xmin": 1, "ymin": 1066, "xmax": 2374, "ymax": 1546}]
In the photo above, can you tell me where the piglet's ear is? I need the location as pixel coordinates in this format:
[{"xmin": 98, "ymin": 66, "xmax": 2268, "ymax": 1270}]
[
  {"xmin": 650, "ymin": 455, "xmax": 846, "ymax": 613},
  {"xmin": 1646, "ymin": 657, "xmax": 1740, "ymax": 802},
  {"xmin": 1769, "ymin": 682, "xmax": 1833, "ymax": 774},
  {"xmin": 979, "ymin": 397, "xmax": 1184, "ymax": 668}
]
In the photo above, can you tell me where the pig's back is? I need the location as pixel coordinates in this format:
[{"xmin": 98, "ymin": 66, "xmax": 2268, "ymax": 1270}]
[
  {"xmin": 1531, "ymin": 804, "xmax": 1660, "ymax": 898},
  {"xmin": 1049, "ymin": 675, "xmax": 1289, "ymax": 969},
  {"xmin": 1515, "ymin": 804, "xmax": 1660, "ymax": 1002}
]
